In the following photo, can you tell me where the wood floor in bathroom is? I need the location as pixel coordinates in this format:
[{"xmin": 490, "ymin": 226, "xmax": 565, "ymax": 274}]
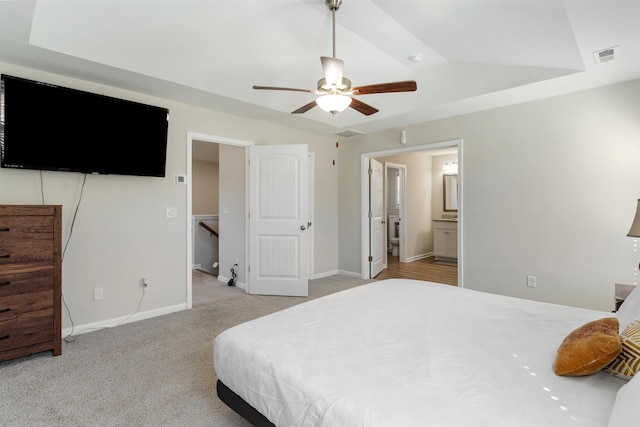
[{"xmin": 374, "ymin": 255, "xmax": 458, "ymax": 286}]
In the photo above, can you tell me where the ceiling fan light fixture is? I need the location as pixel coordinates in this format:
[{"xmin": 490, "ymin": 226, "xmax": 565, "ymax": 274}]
[
  {"xmin": 316, "ymin": 94, "xmax": 352, "ymax": 114},
  {"xmin": 252, "ymin": 0, "xmax": 416, "ymax": 117},
  {"xmin": 318, "ymin": 77, "xmax": 351, "ymax": 92}
]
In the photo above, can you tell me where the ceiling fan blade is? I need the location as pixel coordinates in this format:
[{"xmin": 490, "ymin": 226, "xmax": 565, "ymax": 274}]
[
  {"xmin": 352, "ymin": 81, "xmax": 417, "ymax": 95},
  {"xmin": 320, "ymin": 56, "xmax": 344, "ymax": 88},
  {"xmin": 349, "ymin": 98, "xmax": 379, "ymax": 116},
  {"xmin": 253, "ymin": 85, "xmax": 314, "ymax": 93},
  {"xmin": 291, "ymin": 100, "xmax": 318, "ymax": 114}
]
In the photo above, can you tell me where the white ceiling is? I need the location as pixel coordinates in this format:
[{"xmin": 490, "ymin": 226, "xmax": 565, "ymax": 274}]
[{"xmin": 1, "ymin": 0, "xmax": 639, "ymax": 137}]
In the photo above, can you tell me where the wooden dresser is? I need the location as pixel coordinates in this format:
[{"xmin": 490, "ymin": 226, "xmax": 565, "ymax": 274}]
[{"xmin": 0, "ymin": 205, "xmax": 62, "ymax": 362}]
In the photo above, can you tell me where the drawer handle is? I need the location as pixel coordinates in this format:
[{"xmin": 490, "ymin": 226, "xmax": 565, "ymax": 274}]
[
  {"xmin": 0, "ymin": 281, "xmax": 9, "ymax": 286},
  {"xmin": 0, "ymin": 308, "xmax": 10, "ymax": 314},
  {"xmin": 0, "ymin": 255, "xmax": 10, "ymax": 259},
  {"xmin": 0, "ymin": 335, "xmax": 9, "ymax": 340},
  {"xmin": 0, "ymin": 227, "xmax": 9, "ymax": 232}
]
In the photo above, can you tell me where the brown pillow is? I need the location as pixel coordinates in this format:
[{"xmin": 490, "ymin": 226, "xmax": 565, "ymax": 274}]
[{"xmin": 554, "ymin": 317, "xmax": 622, "ymax": 376}]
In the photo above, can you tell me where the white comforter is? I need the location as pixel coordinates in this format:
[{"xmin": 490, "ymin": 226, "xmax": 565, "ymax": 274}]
[{"xmin": 213, "ymin": 279, "xmax": 624, "ymax": 427}]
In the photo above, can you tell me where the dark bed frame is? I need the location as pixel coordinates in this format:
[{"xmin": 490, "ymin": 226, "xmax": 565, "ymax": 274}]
[{"xmin": 217, "ymin": 380, "xmax": 276, "ymax": 426}]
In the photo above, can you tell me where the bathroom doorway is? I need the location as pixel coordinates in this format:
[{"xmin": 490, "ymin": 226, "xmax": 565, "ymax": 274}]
[
  {"xmin": 384, "ymin": 163, "xmax": 406, "ymax": 267},
  {"xmin": 360, "ymin": 139, "xmax": 463, "ymax": 286}
]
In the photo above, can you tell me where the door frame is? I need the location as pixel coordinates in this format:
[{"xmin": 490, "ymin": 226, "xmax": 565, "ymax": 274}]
[
  {"xmin": 186, "ymin": 131, "xmax": 253, "ymax": 309},
  {"xmin": 360, "ymin": 139, "xmax": 464, "ymax": 286}
]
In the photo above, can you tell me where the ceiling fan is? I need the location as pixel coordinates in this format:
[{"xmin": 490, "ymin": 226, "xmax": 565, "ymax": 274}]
[{"xmin": 252, "ymin": 0, "xmax": 417, "ymax": 116}]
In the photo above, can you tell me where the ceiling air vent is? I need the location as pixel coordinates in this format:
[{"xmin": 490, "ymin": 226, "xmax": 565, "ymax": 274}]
[
  {"xmin": 335, "ymin": 129, "xmax": 365, "ymax": 138},
  {"xmin": 594, "ymin": 46, "xmax": 617, "ymax": 64}
]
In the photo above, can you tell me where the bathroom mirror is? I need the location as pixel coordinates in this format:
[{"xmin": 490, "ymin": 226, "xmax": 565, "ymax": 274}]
[{"xmin": 443, "ymin": 174, "xmax": 458, "ymax": 212}]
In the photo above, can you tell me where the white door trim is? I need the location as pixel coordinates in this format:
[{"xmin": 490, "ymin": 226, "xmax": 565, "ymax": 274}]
[
  {"xmin": 186, "ymin": 132, "xmax": 254, "ymax": 309},
  {"xmin": 360, "ymin": 139, "xmax": 464, "ymax": 287}
]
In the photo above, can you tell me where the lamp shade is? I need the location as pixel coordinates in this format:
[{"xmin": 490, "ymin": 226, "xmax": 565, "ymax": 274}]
[
  {"xmin": 316, "ymin": 94, "xmax": 352, "ymax": 114},
  {"xmin": 628, "ymin": 198, "xmax": 640, "ymax": 237}
]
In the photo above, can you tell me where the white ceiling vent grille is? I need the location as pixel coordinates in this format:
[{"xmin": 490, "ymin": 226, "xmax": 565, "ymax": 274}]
[
  {"xmin": 594, "ymin": 46, "xmax": 617, "ymax": 64},
  {"xmin": 335, "ymin": 129, "xmax": 365, "ymax": 138}
]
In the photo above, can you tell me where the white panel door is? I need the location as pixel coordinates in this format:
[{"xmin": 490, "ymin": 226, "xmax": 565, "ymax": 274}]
[
  {"xmin": 369, "ymin": 158, "xmax": 384, "ymax": 278},
  {"xmin": 249, "ymin": 144, "xmax": 309, "ymax": 296}
]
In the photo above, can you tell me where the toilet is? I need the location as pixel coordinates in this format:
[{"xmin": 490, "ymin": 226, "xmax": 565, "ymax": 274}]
[{"xmin": 388, "ymin": 215, "xmax": 400, "ymax": 256}]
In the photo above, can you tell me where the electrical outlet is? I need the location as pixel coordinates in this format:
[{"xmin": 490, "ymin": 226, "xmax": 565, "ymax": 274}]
[
  {"xmin": 141, "ymin": 277, "xmax": 149, "ymax": 291},
  {"xmin": 526, "ymin": 276, "xmax": 536, "ymax": 288},
  {"xmin": 93, "ymin": 288, "xmax": 104, "ymax": 301}
]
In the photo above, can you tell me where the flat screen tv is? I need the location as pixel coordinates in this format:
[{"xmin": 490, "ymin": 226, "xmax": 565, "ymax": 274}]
[{"xmin": 0, "ymin": 74, "xmax": 169, "ymax": 177}]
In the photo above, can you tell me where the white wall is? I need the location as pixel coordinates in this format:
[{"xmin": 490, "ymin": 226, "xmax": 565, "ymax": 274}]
[
  {"xmin": 0, "ymin": 62, "xmax": 339, "ymax": 333},
  {"xmin": 339, "ymin": 80, "xmax": 640, "ymax": 311},
  {"xmin": 192, "ymin": 159, "xmax": 219, "ymax": 215}
]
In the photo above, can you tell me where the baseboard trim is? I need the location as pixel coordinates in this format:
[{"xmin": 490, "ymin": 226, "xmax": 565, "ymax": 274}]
[
  {"xmin": 405, "ymin": 252, "xmax": 434, "ymax": 263},
  {"xmin": 61, "ymin": 303, "xmax": 188, "ymax": 337},
  {"xmin": 311, "ymin": 270, "xmax": 340, "ymax": 280},
  {"xmin": 217, "ymin": 274, "xmax": 246, "ymax": 291},
  {"xmin": 338, "ymin": 269, "xmax": 363, "ymax": 278}
]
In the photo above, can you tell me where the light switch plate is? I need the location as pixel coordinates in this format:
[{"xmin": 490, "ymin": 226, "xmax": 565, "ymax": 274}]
[{"xmin": 166, "ymin": 207, "xmax": 178, "ymax": 218}]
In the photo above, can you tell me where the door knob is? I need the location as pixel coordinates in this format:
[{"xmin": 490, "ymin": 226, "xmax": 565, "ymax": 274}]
[{"xmin": 300, "ymin": 225, "xmax": 306, "ymax": 230}]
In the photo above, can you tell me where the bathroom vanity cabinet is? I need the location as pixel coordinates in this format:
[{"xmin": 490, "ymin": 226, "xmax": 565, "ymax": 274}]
[{"xmin": 433, "ymin": 220, "xmax": 458, "ymax": 262}]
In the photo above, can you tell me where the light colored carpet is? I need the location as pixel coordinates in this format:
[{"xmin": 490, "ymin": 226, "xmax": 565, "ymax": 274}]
[{"xmin": 0, "ymin": 272, "xmax": 373, "ymax": 426}]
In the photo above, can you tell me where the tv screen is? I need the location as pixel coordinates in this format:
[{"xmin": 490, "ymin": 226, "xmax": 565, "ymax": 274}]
[{"xmin": 0, "ymin": 74, "xmax": 169, "ymax": 177}]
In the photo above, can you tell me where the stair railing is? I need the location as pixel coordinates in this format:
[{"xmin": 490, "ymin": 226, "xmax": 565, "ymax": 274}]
[{"xmin": 198, "ymin": 221, "xmax": 219, "ymax": 238}]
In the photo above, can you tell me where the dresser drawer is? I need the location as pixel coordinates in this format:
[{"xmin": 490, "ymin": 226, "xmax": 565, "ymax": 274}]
[
  {"xmin": 0, "ymin": 216, "xmax": 54, "ymax": 264},
  {"xmin": 0, "ymin": 290, "xmax": 53, "ymax": 318},
  {"xmin": 0, "ymin": 289, "xmax": 54, "ymax": 352},
  {"xmin": 0, "ymin": 267, "xmax": 54, "ymax": 298},
  {"xmin": 0, "ymin": 316, "xmax": 54, "ymax": 353}
]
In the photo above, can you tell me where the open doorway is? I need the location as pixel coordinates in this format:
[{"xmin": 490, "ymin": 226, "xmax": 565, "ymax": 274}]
[
  {"xmin": 192, "ymin": 140, "xmax": 220, "ymax": 278},
  {"xmin": 361, "ymin": 139, "xmax": 463, "ymax": 287},
  {"xmin": 185, "ymin": 134, "xmax": 317, "ymax": 307},
  {"xmin": 185, "ymin": 132, "xmax": 253, "ymax": 309}
]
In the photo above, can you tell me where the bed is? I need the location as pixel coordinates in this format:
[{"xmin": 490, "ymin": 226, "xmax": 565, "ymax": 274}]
[{"xmin": 213, "ymin": 279, "xmax": 640, "ymax": 426}]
